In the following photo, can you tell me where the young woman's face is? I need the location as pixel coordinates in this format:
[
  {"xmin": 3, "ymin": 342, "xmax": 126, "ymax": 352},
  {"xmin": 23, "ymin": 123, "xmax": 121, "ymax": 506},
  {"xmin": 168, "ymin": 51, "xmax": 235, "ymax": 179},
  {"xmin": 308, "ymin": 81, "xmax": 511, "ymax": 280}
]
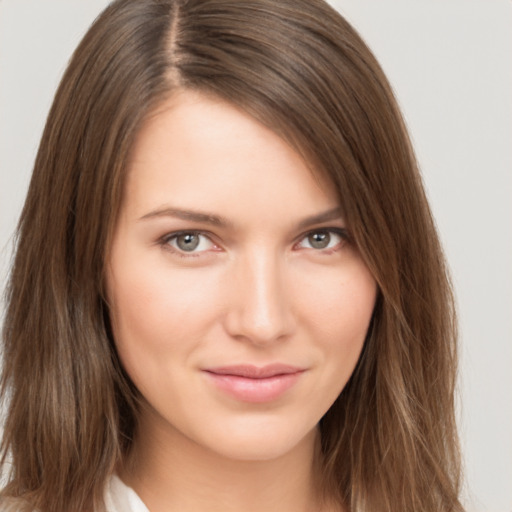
[{"xmin": 107, "ymin": 90, "xmax": 376, "ymax": 462}]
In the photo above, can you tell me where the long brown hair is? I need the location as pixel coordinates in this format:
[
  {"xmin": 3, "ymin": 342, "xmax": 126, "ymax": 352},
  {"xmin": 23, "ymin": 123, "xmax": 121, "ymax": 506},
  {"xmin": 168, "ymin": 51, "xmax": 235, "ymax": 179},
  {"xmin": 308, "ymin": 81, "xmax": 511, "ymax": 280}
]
[{"xmin": 1, "ymin": 1, "xmax": 463, "ymax": 511}]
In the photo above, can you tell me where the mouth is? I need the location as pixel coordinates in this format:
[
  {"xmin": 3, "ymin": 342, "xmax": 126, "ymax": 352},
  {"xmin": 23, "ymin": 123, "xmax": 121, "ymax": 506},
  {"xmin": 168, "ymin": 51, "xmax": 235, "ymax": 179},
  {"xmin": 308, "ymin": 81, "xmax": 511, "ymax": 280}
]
[{"xmin": 202, "ymin": 364, "xmax": 305, "ymax": 403}]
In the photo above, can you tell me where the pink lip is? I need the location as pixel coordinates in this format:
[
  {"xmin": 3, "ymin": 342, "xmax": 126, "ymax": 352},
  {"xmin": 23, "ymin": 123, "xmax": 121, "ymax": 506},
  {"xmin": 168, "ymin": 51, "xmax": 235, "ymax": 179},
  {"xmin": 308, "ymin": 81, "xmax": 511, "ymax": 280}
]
[{"xmin": 203, "ymin": 364, "xmax": 305, "ymax": 403}]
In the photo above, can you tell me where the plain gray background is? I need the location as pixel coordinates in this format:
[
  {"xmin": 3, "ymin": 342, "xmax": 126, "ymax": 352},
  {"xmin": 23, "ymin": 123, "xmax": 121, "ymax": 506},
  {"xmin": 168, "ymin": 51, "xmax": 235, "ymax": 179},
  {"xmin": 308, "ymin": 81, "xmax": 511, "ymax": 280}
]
[{"xmin": 1, "ymin": 1, "xmax": 511, "ymax": 511}]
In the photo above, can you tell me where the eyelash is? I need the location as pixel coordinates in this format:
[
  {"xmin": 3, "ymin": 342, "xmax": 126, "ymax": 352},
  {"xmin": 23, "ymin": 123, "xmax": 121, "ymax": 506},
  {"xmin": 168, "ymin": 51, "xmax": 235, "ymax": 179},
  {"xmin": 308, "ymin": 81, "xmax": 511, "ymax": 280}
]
[
  {"xmin": 159, "ymin": 228, "xmax": 350, "ymax": 258},
  {"xmin": 159, "ymin": 230, "xmax": 219, "ymax": 258},
  {"xmin": 296, "ymin": 228, "xmax": 350, "ymax": 253}
]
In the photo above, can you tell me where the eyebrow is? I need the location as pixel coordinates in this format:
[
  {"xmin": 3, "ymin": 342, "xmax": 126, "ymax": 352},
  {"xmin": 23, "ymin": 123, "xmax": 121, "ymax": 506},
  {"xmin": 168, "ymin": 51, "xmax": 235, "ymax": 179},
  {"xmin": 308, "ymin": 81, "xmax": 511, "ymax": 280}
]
[
  {"xmin": 138, "ymin": 206, "xmax": 344, "ymax": 230},
  {"xmin": 296, "ymin": 207, "xmax": 345, "ymax": 230},
  {"xmin": 139, "ymin": 207, "xmax": 232, "ymax": 227}
]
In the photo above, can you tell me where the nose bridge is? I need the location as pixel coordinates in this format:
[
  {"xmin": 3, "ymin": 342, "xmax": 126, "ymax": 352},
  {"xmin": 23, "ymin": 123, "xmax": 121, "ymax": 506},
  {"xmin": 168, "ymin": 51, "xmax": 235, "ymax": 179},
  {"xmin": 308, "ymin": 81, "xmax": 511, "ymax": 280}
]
[{"xmin": 226, "ymin": 247, "xmax": 293, "ymax": 344}]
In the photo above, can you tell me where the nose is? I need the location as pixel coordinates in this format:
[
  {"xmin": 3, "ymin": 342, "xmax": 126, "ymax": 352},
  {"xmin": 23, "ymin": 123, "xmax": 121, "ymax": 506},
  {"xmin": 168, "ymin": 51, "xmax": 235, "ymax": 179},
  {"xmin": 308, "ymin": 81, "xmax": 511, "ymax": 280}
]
[{"xmin": 224, "ymin": 250, "xmax": 295, "ymax": 346}]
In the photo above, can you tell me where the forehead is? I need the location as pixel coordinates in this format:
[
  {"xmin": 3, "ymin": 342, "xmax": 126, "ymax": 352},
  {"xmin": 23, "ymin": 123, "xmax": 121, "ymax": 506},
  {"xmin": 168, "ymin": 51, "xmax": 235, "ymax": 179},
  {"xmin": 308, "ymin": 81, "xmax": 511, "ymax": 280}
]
[{"xmin": 122, "ymin": 90, "xmax": 340, "ymax": 225}]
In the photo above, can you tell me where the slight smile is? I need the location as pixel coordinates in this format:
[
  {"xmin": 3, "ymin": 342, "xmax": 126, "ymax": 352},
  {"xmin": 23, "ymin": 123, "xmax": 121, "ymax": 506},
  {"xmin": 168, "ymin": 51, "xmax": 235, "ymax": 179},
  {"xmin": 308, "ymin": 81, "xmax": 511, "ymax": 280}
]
[{"xmin": 202, "ymin": 364, "xmax": 306, "ymax": 403}]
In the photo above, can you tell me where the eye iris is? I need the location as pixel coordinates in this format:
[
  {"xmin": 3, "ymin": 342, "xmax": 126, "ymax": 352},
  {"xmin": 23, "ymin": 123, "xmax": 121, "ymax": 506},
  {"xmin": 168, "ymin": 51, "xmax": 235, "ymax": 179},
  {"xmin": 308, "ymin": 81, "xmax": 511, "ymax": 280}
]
[
  {"xmin": 176, "ymin": 233, "xmax": 200, "ymax": 251},
  {"xmin": 308, "ymin": 231, "xmax": 330, "ymax": 249}
]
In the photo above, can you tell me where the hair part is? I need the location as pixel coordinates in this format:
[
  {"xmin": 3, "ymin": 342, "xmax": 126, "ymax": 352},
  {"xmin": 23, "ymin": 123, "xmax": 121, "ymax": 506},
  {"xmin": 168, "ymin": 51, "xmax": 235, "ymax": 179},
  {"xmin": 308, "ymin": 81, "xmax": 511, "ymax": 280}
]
[{"xmin": 1, "ymin": 1, "xmax": 463, "ymax": 511}]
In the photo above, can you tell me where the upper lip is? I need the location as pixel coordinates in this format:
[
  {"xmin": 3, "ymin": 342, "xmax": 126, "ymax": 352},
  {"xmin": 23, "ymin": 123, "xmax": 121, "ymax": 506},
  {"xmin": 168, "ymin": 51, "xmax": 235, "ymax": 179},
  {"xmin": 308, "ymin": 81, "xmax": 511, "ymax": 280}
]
[{"xmin": 204, "ymin": 364, "xmax": 304, "ymax": 379}]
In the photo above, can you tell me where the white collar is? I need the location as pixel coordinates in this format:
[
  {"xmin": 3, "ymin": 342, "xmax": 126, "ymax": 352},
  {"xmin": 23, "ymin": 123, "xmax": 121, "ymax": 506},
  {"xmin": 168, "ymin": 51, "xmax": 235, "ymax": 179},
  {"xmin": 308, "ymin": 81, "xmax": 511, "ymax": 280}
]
[{"xmin": 104, "ymin": 475, "xmax": 150, "ymax": 512}]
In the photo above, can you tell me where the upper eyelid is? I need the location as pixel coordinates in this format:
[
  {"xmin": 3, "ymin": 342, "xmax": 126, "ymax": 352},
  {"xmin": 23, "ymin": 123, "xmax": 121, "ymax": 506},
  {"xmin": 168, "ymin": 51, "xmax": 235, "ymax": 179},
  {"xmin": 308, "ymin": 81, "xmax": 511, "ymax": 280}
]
[
  {"xmin": 159, "ymin": 230, "xmax": 217, "ymax": 251},
  {"xmin": 161, "ymin": 229, "xmax": 215, "ymax": 242},
  {"xmin": 295, "ymin": 226, "xmax": 349, "ymax": 242},
  {"xmin": 161, "ymin": 226, "xmax": 347, "ymax": 239}
]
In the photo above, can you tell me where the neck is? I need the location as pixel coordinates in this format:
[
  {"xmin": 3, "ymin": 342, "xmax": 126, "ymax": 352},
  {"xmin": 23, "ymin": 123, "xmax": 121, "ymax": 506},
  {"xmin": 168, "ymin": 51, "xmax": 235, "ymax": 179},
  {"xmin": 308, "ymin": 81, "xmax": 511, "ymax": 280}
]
[{"xmin": 120, "ymin": 408, "xmax": 336, "ymax": 512}]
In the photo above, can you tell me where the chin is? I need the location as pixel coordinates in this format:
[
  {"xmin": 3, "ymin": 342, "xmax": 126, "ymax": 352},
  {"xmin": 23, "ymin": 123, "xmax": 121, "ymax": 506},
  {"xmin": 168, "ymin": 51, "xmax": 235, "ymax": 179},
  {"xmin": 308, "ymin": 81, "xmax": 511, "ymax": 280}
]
[{"xmin": 191, "ymin": 417, "xmax": 320, "ymax": 463}]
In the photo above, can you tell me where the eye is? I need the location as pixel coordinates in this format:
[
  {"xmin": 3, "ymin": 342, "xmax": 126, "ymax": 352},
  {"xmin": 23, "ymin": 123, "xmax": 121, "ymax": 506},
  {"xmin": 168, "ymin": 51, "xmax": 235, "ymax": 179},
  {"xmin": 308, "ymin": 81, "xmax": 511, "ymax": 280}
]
[
  {"xmin": 296, "ymin": 229, "xmax": 347, "ymax": 251},
  {"xmin": 163, "ymin": 231, "xmax": 216, "ymax": 254}
]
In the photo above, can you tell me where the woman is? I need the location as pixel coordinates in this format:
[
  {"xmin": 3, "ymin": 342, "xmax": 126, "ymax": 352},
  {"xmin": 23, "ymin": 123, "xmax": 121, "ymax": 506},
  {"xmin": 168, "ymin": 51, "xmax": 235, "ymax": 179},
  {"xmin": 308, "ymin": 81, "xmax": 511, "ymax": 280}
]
[{"xmin": 0, "ymin": 0, "xmax": 464, "ymax": 511}]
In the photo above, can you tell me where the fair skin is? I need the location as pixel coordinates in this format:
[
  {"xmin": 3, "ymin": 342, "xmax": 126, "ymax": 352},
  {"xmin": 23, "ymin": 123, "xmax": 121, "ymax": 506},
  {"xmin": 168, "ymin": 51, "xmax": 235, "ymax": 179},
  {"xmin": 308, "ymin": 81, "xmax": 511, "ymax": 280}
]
[{"xmin": 107, "ymin": 90, "xmax": 377, "ymax": 512}]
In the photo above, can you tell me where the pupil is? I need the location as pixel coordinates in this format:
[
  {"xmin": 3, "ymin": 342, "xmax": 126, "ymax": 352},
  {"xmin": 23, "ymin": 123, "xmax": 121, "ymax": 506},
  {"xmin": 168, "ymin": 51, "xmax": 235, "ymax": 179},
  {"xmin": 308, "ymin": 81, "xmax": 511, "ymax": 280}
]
[
  {"xmin": 309, "ymin": 232, "xmax": 330, "ymax": 249},
  {"xmin": 177, "ymin": 233, "xmax": 200, "ymax": 251}
]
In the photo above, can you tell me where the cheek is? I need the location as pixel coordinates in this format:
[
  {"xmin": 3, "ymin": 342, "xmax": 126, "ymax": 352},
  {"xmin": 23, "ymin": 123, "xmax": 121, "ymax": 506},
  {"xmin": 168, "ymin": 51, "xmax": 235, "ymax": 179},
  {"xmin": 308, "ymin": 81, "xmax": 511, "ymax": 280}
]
[
  {"xmin": 296, "ymin": 260, "xmax": 376, "ymax": 342},
  {"xmin": 296, "ymin": 260, "xmax": 376, "ymax": 389},
  {"xmin": 107, "ymin": 260, "xmax": 224, "ymax": 377}
]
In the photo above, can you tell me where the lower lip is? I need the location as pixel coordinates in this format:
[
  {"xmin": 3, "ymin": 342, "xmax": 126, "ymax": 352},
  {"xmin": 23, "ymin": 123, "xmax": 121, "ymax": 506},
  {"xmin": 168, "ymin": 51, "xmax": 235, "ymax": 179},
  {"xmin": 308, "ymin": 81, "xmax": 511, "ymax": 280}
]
[{"xmin": 203, "ymin": 371, "xmax": 303, "ymax": 403}]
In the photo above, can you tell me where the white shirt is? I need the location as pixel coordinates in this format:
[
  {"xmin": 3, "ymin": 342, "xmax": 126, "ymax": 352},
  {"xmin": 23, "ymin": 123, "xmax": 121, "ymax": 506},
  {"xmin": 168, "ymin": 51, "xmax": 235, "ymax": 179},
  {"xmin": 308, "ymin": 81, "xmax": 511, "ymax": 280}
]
[
  {"xmin": 0, "ymin": 476, "xmax": 149, "ymax": 512},
  {"xmin": 104, "ymin": 475, "xmax": 150, "ymax": 512}
]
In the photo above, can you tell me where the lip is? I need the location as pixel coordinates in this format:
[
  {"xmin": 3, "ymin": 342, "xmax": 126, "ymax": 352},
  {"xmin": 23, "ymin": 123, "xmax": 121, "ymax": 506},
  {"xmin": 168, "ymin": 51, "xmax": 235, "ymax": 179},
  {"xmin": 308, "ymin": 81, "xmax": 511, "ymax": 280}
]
[{"xmin": 202, "ymin": 364, "xmax": 305, "ymax": 403}]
